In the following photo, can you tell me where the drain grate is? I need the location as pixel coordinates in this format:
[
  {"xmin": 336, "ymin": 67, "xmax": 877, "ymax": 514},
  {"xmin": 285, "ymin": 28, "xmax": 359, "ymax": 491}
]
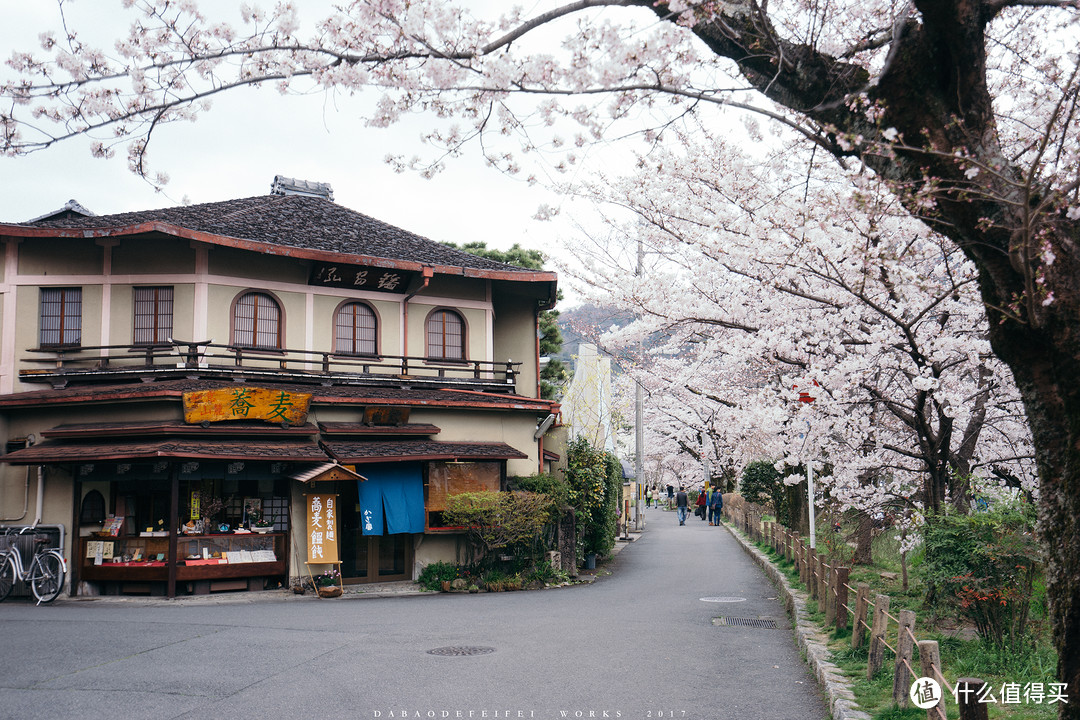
[
  {"xmin": 712, "ymin": 616, "xmax": 778, "ymax": 629},
  {"xmin": 700, "ymin": 596, "xmax": 747, "ymax": 603},
  {"xmin": 427, "ymin": 646, "xmax": 496, "ymax": 656}
]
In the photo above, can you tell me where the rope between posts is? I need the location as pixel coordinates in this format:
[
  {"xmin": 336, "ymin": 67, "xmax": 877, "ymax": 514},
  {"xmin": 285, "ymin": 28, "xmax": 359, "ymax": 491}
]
[
  {"xmin": 843, "ymin": 582, "xmax": 856, "ymax": 593},
  {"xmin": 883, "ymin": 609, "xmax": 900, "ymax": 624},
  {"xmin": 933, "ymin": 666, "xmax": 956, "ymax": 698},
  {"xmin": 904, "ymin": 626, "xmax": 918, "ymax": 645},
  {"xmin": 880, "ymin": 637, "xmax": 897, "ymax": 654}
]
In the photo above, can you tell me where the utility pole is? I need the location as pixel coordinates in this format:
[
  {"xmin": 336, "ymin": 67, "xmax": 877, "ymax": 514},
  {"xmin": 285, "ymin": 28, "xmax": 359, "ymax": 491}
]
[{"xmin": 634, "ymin": 236, "xmax": 645, "ymax": 532}]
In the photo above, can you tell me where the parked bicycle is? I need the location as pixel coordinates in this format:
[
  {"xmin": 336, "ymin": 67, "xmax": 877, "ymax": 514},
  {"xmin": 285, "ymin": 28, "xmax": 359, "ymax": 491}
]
[{"xmin": 0, "ymin": 524, "xmax": 67, "ymax": 604}]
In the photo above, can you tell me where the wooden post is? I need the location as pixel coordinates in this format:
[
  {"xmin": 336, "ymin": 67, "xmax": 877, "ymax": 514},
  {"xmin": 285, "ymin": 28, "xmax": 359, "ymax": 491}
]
[
  {"xmin": 852, "ymin": 583, "xmax": 870, "ymax": 650},
  {"xmin": 867, "ymin": 593, "xmax": 891, "ymax": 680},
  {"xmin": 957, "ymin": 678, "xmax": 989, "ymax": 720},
  {"xmin": 917, "ymin": 640, "xmax": 944, "ymax": 720},
  {"xmin": 835, "ymin": 567, "xmax": 850, "ymax": 631},
  {"xmin": 824, "ymin": 564, "xmax": 836, "ymax": 626},
  {"xmin": 816, "ymin": 557, "xmax": 825, "ymax": 613},
  {"xmin": 892, "ymin": 609, "xmax": 917, "ymax": 705}
]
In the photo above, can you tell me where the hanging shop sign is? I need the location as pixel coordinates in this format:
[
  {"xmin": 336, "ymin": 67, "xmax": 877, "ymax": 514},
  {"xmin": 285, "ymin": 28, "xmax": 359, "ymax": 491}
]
[
  {"xmin": 306, "ymin": 493, "xmax": 339, "ymax": 564},
  {"xmin": 309, "ymin": 262, "xmax": 415, "ymax": 293},
  {"xmin": 182, "ymin": 387, "xmax": 312, "ymax": 425}
]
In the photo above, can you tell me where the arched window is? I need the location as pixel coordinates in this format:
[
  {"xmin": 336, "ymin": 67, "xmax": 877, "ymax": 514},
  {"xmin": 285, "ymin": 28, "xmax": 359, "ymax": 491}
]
[
  {"xmin": 80, "ymin": 489, "xmax": 106, "ymax": 524},
  {"xmin": 426, "ymin": 309, "xmax": 465, "ymax": 360},
  {"xmin": 335, "ymin": 302, "xmax": 377, "ymax": 355},
  {"xmin": 232, "ymin": 292, "xmax": 282, "ymax": 349}
]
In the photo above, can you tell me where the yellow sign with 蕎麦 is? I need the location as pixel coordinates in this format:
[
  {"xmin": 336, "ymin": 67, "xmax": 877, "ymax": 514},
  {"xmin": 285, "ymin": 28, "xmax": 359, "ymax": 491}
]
[{"xmin": 182, "ymin": 387, "xmax": 311, "ymax": 425}]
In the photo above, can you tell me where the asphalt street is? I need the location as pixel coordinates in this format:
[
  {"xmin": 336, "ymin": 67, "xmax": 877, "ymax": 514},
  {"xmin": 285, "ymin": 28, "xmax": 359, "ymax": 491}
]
[{"xmin": 0, "ymin": 508, "xmax": 828, "ymax": 720}]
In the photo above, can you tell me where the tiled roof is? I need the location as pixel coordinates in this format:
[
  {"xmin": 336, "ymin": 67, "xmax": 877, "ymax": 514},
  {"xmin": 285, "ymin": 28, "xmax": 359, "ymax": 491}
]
[
  {"xmin": 325, "ymin": 439, "xmax": 529, "ymax": 463},
  {"xmin": 41, "ymin": 421, "xmax": 319, "ymax": 438},
  {"xmin": 15, "ymin": 194, "xmax": 532, "ymax": 274},
  {"xmin": 3, "ymin": 439, "xmax": 327, "ymax": 464},
  {"xmin": 0, "ymin": 379, "xmax": 554, "ymax": 412},
  {"xmin": 318, "ymin": 422, "xmax": 441, "ymax": 436}
]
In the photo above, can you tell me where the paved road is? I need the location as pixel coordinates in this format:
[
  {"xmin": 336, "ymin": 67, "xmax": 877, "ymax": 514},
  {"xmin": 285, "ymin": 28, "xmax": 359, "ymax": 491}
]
[{"xmin": 0, "ymin": 510, "xmax": 828, "ymax": 720}]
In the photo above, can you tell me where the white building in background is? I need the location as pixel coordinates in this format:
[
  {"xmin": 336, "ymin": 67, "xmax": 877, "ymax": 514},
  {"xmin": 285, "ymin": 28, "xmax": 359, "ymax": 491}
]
[{"xmin": 560, "ymin": 344, "xmax": 614, "ymax": 452}]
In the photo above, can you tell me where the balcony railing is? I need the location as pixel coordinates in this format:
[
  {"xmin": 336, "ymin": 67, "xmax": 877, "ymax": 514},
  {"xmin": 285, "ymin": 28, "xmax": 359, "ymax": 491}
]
[{"xmin": 20, "ymin": 340, "xmax": 522, "ymax": 392}]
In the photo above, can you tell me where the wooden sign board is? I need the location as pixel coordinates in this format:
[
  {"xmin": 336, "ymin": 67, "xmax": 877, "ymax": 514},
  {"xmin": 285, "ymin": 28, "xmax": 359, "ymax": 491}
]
[
  {"xmin": 183, "ymin": 387, "xmax": 311, "ymax": 425},
  {"xmin": 306, "ymin": 493, "xmax": 339, "ymax": 564},
  {"xmin": 309, "ymin": 262, "xmax": 415, "ymax": 293}
]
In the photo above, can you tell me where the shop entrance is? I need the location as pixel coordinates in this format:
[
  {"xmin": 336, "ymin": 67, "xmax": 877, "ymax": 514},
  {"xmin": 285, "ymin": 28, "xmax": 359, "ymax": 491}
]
[{"xmin": 338, "ymin": 480, "xmax": 413, "ymax": 583}]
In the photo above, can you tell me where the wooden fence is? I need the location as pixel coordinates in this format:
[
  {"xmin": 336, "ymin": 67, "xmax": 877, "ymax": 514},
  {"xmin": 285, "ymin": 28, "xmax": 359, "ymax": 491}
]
[{"xmin": 722, "ymin": 494, "xmax": 990, "ymax": 720}]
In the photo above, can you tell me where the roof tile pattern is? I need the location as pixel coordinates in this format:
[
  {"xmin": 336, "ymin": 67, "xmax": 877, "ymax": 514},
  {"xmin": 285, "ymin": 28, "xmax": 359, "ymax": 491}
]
[
  {"xmin": 20, "ymin": 194, "xmax": 525, "ymax": 272},
  {"xmin": 326, "ymin": 440, "xmax": 528, "ymax": 463}
]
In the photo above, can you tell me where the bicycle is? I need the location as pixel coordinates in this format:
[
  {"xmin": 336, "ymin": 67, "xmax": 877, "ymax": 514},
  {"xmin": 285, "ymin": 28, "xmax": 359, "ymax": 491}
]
[{"xmin": 0, "ymin": 524, "xmax": 67, "ymax": 604}]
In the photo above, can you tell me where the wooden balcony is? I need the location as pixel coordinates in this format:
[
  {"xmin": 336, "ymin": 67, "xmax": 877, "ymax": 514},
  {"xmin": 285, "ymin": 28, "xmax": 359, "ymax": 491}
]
[{"xmin": 20, "ymin": 341, "xmax": 522, "ymax": 393}]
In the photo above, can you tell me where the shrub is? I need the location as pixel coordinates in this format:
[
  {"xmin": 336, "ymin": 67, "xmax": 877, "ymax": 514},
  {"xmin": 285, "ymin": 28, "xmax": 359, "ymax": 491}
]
[
  {"xmin": 921, "ymin": 499, "xmax": 1039, "ymax": 650},
  {"xmin": 417, "ymin": 560, "xmax": 461, "ymax": 592},
  {"xmin": 565, "ymin": 438, "xmax": 622, "ymax": 558},
  {"xmin": 444, "ymin": 490, "xmax": 554, "ymax": 569}
]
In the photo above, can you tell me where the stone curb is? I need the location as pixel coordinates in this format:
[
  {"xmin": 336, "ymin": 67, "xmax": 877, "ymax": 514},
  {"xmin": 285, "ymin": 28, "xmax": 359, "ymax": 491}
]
[{"xmin": 722, "ymin": 522, "xmax": 872, "ymax": 720}]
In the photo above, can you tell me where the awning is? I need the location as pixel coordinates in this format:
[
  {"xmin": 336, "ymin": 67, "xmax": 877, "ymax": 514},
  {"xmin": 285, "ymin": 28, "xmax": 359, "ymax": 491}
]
[
  {"xmin": 1, "ymin": 438, "xmax": 329, "ymax": 465},
  {"xmin": 290, "ymin": 462, "xmax": 367, "ymax": 483},
  {"xmin": 324, "ymin": 439, "xmax": 528, "ymax": 464}
]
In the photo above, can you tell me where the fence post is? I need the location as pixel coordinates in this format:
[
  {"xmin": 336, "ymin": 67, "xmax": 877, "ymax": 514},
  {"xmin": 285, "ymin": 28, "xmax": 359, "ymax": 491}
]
[
  {"xmin": 957, "ymin": 678, "xmax": 989, "ymax": 720},
  {"xmin": 852, "ymin": 583, "xmax": 870, "ymax": 650},
  {"xmin": 835, "ymin": 567, "xmax": 850, "ymax": 631},
  {"xmin": 917, "ymin": 640, "xmax": 944, "ymax": 720},
  {"xmin": 824, "ymin": 564, "xmax": 836, "ymax": 626},
  {"xmin": 867, "ymin": 593, "xmax": 891, "ymax": 680},
  {"xmin": 892, "ymin": 609, "xmax": 917, "ymax": 706},
  {"xmin": 816, "ymin": 557, "xmax": 825, "ymax": 613}
]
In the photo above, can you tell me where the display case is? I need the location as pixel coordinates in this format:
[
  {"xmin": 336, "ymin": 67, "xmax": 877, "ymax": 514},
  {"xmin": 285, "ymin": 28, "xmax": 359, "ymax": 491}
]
[{"xmin": 80, "ymin": 532, "xmax": 287, "ymax": 595}]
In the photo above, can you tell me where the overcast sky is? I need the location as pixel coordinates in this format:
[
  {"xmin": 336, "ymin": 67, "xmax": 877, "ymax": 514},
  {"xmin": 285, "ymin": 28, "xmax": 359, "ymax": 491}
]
[{"xmin": 0, "ymin": 1, "xmax": 587, "ymax": 259}]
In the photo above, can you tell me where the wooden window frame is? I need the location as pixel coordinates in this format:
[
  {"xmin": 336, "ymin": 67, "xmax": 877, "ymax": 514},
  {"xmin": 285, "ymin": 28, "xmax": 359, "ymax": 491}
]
[
  {"xmin": 231, "ymin": 291, "xmax": 284, "ymax": 350},
  {"xmin": 333, "ymin": 300, "xmax": 380, "ymax": 357},
  {"xmin": 424, "ymin": 308, "xmax": 466, "ymax": 362},
  {"xmin": 133, "ymin": 286, "xmax": 174, "ymax": 345},
  {"xmin": 39, "ymin": 287, "xmax": 82, "ymax": 348}
]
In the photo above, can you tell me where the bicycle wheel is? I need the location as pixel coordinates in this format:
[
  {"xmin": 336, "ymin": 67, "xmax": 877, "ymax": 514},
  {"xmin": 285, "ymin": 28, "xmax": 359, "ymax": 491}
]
[
  {"xmin": 0, "ymin": 553, "xmax": 15, "ymax": 601},
  {"xmin": 29, "ymin": 551, "xmax": 64, "ymax": 604}
]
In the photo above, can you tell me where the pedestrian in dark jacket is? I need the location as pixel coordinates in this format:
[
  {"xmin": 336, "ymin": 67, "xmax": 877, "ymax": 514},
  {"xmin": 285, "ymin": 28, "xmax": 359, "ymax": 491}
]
[
  {"xmin": 709, "ymin": 486, "xmax": 724, "ymax": 525},
  {"xmin": 675, "ymin": 487, "xmax": 689, "ymax": 525}
]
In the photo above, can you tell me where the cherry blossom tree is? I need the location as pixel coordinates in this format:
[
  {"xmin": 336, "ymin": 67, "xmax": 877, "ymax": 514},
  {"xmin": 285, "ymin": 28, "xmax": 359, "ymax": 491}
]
[
  {"xmin": 561, "ymin": 124, "xmax": 1036, "ymax": 560},
  {"xmin": 3, "ymin": 0, "xmax": 1079, "ymax": 707}
]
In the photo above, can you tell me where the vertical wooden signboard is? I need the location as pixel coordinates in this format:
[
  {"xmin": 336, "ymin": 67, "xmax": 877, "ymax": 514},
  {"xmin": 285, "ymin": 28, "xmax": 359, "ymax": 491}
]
[{"xmin": 305, "ymin": 493, "xmax": 339, "ymax": 564}]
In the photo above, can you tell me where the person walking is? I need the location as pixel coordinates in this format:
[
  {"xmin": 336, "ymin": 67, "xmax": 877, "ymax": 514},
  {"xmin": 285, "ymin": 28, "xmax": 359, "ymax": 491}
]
[
  {"xmin": 666, "ymin": 484, "xmax": 675, "ymax": 509},
  {"xmin": 695, "ymin": 487, "xmax": 707, "ymax": 521},
  {"xmin": 646, "ymin": 486, "xmax": 654, "ymax": 508},
  {"xmin": 709, "ymin": 485, "xmax": 724, "ymax": 525},
  {"xmin": 675, "ymin": 486, "xmax": 689, "ymax": 525}
]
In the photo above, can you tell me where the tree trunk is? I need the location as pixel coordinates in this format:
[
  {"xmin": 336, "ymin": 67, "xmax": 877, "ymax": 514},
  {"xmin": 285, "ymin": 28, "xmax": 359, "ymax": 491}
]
[
  {"xmin": 993, "ymin": 336, "xmax": 1080, "ymax": 713},
  {"xmin": 852, "ymin": 511, "xmax": 874, "ymax": 565}
]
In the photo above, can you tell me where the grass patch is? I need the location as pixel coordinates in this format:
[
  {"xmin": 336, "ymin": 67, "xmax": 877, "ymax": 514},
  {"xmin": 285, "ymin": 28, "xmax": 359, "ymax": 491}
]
[{"xmin": 724, "ymin": 513, "xmax": 1058, "ymax": 720}]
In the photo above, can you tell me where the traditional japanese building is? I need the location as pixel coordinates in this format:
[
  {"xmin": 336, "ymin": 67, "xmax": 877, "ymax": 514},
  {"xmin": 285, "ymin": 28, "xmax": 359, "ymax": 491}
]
[{"xmin": 0, "ymin": 178, "xmax": 559, "ymax": 597}]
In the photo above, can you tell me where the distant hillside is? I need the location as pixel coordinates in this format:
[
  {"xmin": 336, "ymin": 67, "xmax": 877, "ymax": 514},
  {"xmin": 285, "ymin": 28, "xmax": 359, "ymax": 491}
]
[{"xmin": 554, "ymin": 303, "xmax": 635, "ymax": 366}]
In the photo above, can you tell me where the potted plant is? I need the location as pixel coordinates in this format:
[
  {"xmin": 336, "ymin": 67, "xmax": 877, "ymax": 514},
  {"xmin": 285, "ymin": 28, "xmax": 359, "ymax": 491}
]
[
  {"xmin": 248, "ymin": 509, "xmax": 274, "ymax": 533},
  {"xmin": 314, "ymin": 568, "xmax": 342, "ymax": 597}
]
